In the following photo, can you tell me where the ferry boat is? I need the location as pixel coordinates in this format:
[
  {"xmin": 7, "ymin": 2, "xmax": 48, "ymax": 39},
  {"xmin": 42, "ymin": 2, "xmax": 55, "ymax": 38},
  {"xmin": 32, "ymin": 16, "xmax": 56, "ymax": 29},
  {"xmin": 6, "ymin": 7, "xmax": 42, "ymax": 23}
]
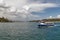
[{"xmin": 38, "ymin": 22, "xmax": 54, "ymax": 28}]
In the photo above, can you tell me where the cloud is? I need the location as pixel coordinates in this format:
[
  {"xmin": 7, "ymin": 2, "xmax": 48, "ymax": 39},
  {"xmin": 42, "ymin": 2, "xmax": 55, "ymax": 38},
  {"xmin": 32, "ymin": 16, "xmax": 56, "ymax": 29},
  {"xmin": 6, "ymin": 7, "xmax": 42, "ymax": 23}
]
[
  {"xmin": 48, "ymin": 16, "xmax": 54, "ymax": 19},
  {"xmin": 0, "ymin": 0, "xmax": 4, "ymax": 4},
  {"xmin": 4, "ymin": 0, "xmax": 28, "ymax": 9},
  {"xmin": 47, "ymin": 15, "xmax": 60, "ymax": 19},
  {"xmin": 57, "ymin": 15, "xmax": 60, "ymax": 18},
  {"xmin": 0, "ymin": 0, "xmax": 59, "ymax": 21},
  {"xmin": 23, "ymin": 3, "xmax": 58, "ymax": 12},
  {"xmin": 49, "ymin": 16, "xmax": 53, "ymax": 18}
]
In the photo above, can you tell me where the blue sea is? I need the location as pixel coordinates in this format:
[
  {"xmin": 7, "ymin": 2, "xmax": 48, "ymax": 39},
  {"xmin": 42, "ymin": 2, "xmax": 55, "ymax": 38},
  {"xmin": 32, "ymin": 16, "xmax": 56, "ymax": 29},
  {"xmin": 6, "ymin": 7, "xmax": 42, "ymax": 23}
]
[{"xmin": 0, "ymin": 22, "xmax": 60, "ymax": 40}]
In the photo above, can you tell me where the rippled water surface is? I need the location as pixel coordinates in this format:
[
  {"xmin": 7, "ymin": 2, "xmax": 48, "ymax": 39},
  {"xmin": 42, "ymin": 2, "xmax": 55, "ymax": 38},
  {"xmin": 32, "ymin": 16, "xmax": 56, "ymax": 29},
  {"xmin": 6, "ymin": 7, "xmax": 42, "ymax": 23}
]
[{"xmin": 0, "ymin": 22, "xmax": 60, "ymax": 40}]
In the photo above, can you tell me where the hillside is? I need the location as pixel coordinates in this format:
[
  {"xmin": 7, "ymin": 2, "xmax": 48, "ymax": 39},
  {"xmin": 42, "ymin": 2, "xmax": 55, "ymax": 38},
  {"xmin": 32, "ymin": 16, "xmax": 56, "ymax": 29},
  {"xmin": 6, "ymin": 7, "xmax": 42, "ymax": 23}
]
[
  {"xmin": 0, "ymin": 17, "xmax": 12, "ymax": 22},
  {"xmin": 41, "ymin": 18, "xmax": 60, "ymax": 22}
]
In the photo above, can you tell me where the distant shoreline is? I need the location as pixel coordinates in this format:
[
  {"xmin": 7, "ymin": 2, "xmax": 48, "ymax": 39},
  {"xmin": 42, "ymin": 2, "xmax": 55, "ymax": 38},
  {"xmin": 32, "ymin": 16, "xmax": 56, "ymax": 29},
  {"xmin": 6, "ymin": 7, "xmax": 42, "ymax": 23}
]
[
  {"xmin": 29, "ymin": 18, "xmax": 60, "ymax": 22},
  {"xmin": 0, "ymin": 17, "xmax": 60, "ymax": 23}
]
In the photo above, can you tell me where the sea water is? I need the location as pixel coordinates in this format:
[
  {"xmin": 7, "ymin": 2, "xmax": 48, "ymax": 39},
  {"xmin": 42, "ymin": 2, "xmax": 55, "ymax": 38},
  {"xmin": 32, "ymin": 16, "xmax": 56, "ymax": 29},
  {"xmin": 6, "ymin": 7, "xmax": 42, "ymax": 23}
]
[{"xmin": 0, "ymin": 22, "xmax": 60, "ymax": 40}]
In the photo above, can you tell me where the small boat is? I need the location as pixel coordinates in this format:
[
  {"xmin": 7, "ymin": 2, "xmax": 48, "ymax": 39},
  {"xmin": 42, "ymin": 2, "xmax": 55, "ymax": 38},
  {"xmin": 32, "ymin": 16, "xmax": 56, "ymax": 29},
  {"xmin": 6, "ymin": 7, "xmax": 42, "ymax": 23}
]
[{"xmin": 38, "ymin": 22, "xmax": 54, "ymax": 28}]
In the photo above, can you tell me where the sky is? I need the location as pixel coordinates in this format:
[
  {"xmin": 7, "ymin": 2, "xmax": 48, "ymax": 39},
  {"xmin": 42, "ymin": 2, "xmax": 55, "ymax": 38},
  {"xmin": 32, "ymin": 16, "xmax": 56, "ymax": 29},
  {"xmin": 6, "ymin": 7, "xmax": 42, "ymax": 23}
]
[{"xmin": 0, "ymin": 0, "xmax": 60, "ymax": 21}]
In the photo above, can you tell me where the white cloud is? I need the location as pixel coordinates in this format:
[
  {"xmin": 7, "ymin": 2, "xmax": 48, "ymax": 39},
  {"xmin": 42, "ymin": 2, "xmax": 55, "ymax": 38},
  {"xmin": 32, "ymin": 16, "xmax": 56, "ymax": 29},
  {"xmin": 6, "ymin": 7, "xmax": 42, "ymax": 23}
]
[
  {"xmin": 0, "ymin": 0, "xmax": 4, "ymax": 4},
  {"xmin": 23, "ymin": 3, "xmax": 58, "ymax": 12},
  {"xmin": 48, "ymin": 16, "xmax": 53, "ymax": 18},
  {"xmin": 9, "ymin": 7, "xmax": 17, "ymax": 12},
  {"xmin": 47, "ymin": 15, "xmax": 60, "ymax": 19},
  {"xmin": 57, "ymin": 15, "xmax": 60, "ymax": 18},
  {"xmin": 0, "ymin": 0, "xmax": 59, "ymax": 21},
  {"xmin": 0, "ymin": 0, "xmax": 5, "ymax": 6},
  {"xmin": 4, "ymin": 0, "xmax": 28, "ymax": 9}
]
